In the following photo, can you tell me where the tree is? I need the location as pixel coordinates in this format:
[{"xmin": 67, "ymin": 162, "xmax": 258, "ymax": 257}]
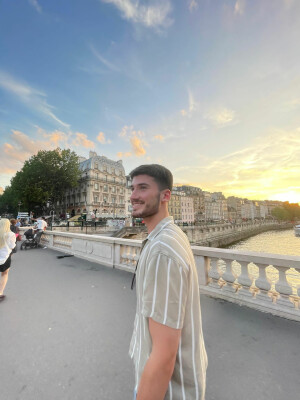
[
  {"xmin": 271, "ymin": 207, "xmax": 291, "ymax": 221},
  {"xmin": 0, "ymin": 148, "xmax": 80, "ymax": 216}
]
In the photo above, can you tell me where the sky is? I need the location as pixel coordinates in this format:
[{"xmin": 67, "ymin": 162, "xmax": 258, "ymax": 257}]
[{"xmin": 0, "ymin": 0, "xmax": 300, "ymax": 203}]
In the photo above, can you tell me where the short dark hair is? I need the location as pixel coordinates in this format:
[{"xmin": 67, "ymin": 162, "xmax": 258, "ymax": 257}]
[{"xmin": 130, "ymin": 164, "xmax": 173, "ymax": 191}]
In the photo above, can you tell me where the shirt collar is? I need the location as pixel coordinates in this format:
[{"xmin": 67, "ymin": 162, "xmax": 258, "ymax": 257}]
[{"xmin": 147, "ymin": 216, "xmax": 174, "ymax": 242}]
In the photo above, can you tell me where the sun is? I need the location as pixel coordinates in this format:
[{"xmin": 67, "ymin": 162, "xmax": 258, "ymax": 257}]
[{"xmin": 270, "ymin": 191, "xmax": 300, "ymax": 205}]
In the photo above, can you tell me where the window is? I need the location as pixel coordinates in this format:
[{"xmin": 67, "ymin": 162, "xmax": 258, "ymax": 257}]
[
  {"xmin": 96, "ymin": 173, "xmax": 99, "ymax": 179},
  {"xmin": 94, "ymin": 183, "xmax": 99, "ymax": 190},
  {"xmin": 103, "ymin": 165, "xmax": 107, "ymax": 172},
  {"xmin": 95, "ymin": 162, "xmax": 98, "ymax": 169},
  {"xmin": 112, "ymin": 186, "xmax": 116, "ymax": 193},
  {"xmin": 112, "ymin": 168, "xmax": 115, "ymax": 175},
  {"xmin": 94, "ymin": 196, "xmax": 98, "ymax": 203}
]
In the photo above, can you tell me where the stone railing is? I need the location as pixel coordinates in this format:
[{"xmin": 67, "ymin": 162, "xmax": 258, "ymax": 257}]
[{"xmin": 41, "ymin": 231, "xmax": 300, "ymax": 322}]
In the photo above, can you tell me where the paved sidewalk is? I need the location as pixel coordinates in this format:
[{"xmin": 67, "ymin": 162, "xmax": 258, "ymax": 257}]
[{"xmin": 1, "ymin": 247, "xmax": 300, "ymax": 400}]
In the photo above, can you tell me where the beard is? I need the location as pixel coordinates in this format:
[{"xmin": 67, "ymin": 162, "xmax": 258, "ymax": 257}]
[{"xmin": 131, "ymin": 193, "xmax": 161, "ymax": 218}]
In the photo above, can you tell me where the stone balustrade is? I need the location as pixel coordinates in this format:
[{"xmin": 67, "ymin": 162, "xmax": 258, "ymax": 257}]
[{"xmin": 40, "ymin": 231, "xmax": 300, "ymax": 322}]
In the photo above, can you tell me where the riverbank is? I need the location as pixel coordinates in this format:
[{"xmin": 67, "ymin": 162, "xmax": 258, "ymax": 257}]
[{"xmin": 183, "ymin": 221, "xmax": 293, "ymax": 248}]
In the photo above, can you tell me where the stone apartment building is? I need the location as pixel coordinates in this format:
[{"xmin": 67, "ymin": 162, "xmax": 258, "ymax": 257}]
[
  {"xmin": 168, "ymin": 192, "xmax": 182, "ymax": 223},
  {"xmin": 174, "ymin": 185, "xmax": 205, "ymax": 223},
  {"xmin": 227, "ymin": 196, "xmax": 243, "ymax": 222},
  {"xmin": 178, "ymin": 192, "xmax": 194, "ymax": 224},
  {"xmin": 64, "ymin": 151, "xmax": 126, "ymax": 219},
  {"xmin": 204, "ymin": 192, "xmax": 228, "ymax": 221}
]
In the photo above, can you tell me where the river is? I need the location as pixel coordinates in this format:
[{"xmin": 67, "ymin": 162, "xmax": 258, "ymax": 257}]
[{"xmin": 226, "ymin": 228, "xmax": 300, "ymax": 256}]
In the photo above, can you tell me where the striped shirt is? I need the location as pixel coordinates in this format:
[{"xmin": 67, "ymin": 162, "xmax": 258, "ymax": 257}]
[{"xmin": 129, "ymin": 216, "xmax": 207, "ymax": 399}]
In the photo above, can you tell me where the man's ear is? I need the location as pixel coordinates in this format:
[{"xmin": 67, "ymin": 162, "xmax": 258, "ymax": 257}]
[{"xmin": 161, "ymin": 189, "xmax": 171, "ymax": 202}]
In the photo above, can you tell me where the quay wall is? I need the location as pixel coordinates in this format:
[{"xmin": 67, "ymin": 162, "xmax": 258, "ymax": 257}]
[{"xmin": 181, "ymin": 221, "xmax": 293, "ymax": 247}]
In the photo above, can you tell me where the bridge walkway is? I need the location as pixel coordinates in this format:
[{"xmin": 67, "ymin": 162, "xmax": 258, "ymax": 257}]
[{"xmin": 1, "ymin": 246, "xmax": 299, "ymax": 400}]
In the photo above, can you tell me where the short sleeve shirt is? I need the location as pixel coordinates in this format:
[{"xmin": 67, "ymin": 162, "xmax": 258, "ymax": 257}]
[{"xmin": 129, "ymin": 217, "xmax": 207, "ymax": 400}]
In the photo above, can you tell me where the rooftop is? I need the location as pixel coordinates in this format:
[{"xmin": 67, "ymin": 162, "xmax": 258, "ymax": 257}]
[{"xmin": 1, "ymin": 247, "xmax": 300, "ymax": 400}]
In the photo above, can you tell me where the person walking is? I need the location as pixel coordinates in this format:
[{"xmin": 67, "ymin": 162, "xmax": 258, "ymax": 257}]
[
  {"xmin": 10, "ymin": 219, "xmax": 20, "ymax": 252},
  {"xmin": 0, "ymin": 218, "xmax": 16, "ymax": 301},
  {"xmin": 129, "ymin": 164, "xmax": 207, "ymax": 400}
]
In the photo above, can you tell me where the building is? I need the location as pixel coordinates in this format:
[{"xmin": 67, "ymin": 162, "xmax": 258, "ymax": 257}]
[
  {"xmin": 64, "ymin": 151, "xmax": 126, "ymax": 219},
  {"xmin": 180, "ymin": 194, "xmax": 194, "ymax": 224},
  {"xmin": 168, "ymin": 192, "xmax": 182, "ymax": 223},
  {"xmin": 174, "ymin": 185, "xmax": 205, "ymax": 223},
  {"xmin": 227, "ymin": 196, "xmax": 243, "ymax": 221},
  {"xmin": 204, "ymin": 192, "xmax": 228, "ymax": 222}
]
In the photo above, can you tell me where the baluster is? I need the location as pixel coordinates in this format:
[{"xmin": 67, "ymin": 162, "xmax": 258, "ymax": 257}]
[
  {"xmin": 275, "ymin": 266, "xmax": 294, "ymax": 308},
  {"xmin": 255, "ymin": 263, "xmax": 272, "ymax": 302},
  {"xmin": 208, "ymin": 258, "xmax": 221, "ymax": 289},
  {"xmin": 133, "ymin": 247, "xmax": 139, "ymax": 268},
  {"xmin": 222, "ymin": 260, "xmax": 237, "ymax": 293},
  {"xmin": 296, "ymin": 269, "xmax": 300, "ymax": 299},
  {"xmin": 121, "ymin": 245, "xmax": 129, "ymax": 265},
  {"xmin": 237, "ymin": 261, "xmax": 252, "ymax": 297}
]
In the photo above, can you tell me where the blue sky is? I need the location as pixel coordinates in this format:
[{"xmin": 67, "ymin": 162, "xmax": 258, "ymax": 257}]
[{"xmin": 0, "ymin": 0, "xmax": 300, "ymax": 203}]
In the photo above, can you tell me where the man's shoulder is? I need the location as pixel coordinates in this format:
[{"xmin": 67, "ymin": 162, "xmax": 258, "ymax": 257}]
[{"xmin": 150, "ymin": 223, "xmax": 192, "ymax": 265}]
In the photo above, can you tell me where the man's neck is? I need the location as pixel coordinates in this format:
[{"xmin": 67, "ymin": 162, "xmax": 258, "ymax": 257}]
[{"xmin": 143, "ymin": 210, "xmax": 169, "ymax": 234}]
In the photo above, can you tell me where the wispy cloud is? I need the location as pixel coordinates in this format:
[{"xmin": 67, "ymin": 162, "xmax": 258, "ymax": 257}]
[
  {"xmin": 89, "ymin": 44, "xmax": 120, "ymax": 72},
  {"xmin": 234, "ymin": 0, "xmax": 246, "ymax": 16},
  {"xmin": 0, "ymin": 71, "xmax": 70, "ymax": 128},
  {"xmin": 97, "ymin": 131, "xmax": 112, "ymax": 144},
  {"xmin": 100, "ymin": 0, "xmax": 173, "ymax": 29},
  {"xmin": 153, "ymin": 134, "xmax": 164, "ymax": 142},
  {"xmin": 117, "ymin": 151, "xmax": 132, "ymax": 158},
  {"xmin": 188, "ymin": 0, "xmax": 198, "ymax": 12},
  {"xmin": 180, "ymin": 89, "xmax": 197, "ymax": 117},
  {"xmin": 28, "ymin": 0, "xmax": 42, "ymax": 13},
  {"xmin": 206, "ymin": 107, "xmax": 237, "ymax": 127},
  {"xmin": 118, "ymin": 125, "xmax": 147, "ymax": 157},
  {"xmin": 130, "ymin": 135, "xmax": 146, "ymax": 156},
  {"xmin": 72, "ymin": 133, "xmax": 95, "ymax": 148}
]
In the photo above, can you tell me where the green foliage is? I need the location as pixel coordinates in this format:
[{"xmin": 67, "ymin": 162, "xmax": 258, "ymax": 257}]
[
  {"xmin": 271, "ymin": 203, "xmax": 300, "ymax": 221},
  {"xmin": 0, "ymin": 148, "xmax": 80, "ymax": 215}
]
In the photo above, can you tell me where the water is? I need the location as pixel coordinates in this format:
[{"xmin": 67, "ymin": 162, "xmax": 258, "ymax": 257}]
[
  {"xmin": 224, "ymin": 229, "xmax": 300, "ymax": 294},
  {"xmin": 227, "ymin": 229, "xmax": 300, "ymax": 256}
]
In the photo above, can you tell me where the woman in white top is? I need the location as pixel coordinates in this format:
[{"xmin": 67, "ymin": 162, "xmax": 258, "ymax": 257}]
[{"xmin": 0, "ymin": 218, "xmax": 16, "ymax": 301}]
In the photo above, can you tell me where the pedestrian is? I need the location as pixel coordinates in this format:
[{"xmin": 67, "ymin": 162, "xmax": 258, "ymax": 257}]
[
  {"xmin": 0, "ymin": 218, "xmax": 17, "ymax": 301},
  {"xmin": 10, "ymin": 219, "xmax": 20, "ymax": 252},
  {"xmin": 35, "ymin": 217, "xmax": 48, "ymax": 232},
  {"xmin": 129, "ymin": 164, "xmax": 207, "ymax": 400}
]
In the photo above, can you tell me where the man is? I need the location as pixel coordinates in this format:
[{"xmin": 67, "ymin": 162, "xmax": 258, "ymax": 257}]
[
  {"xmin": 35, "ymin": 217, "xmax": 48, "ymax": 232},
  {"xmin": 129, "ymin": 164, "xmax": 207, "ymax": 400}
]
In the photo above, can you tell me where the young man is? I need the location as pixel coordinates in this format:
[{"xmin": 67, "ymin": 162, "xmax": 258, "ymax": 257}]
[
  {"xmin": 35, "ymin": 217, "xmax": 48, "ymax": 232},
  {"xmin": 129, "ymin": 164, "xmax": 207, "ymax": 400}
]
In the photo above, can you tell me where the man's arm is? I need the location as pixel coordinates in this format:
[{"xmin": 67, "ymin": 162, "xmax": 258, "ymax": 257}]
[{"xmin": 137, "ymin": 318, "xmax": 181, "ymax": 400}]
